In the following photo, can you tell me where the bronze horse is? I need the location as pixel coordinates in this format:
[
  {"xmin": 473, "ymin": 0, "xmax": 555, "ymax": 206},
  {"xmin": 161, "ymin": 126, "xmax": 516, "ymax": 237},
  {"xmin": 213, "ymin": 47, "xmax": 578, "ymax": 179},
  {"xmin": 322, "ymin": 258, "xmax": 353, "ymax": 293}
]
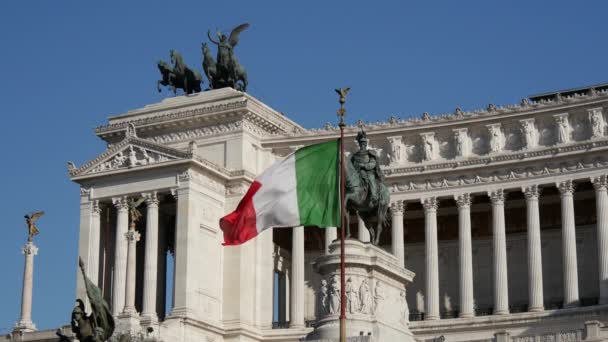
[{"xmin": 344, "ymin": 155, "xmax": 390, "ymax": 245}]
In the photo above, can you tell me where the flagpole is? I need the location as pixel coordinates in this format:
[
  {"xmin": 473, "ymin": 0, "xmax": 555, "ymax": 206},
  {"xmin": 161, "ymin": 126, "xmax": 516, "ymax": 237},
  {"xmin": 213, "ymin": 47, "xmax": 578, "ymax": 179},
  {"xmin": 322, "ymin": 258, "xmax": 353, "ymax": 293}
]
[{"xmin": 335, "ymin": 87, "xmax": 350, "ymax": 342}]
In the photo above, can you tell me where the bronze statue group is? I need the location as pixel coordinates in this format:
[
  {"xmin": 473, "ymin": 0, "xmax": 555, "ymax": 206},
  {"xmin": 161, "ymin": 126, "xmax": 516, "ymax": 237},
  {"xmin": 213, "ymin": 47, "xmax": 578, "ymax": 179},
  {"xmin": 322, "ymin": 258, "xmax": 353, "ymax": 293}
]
[{"xmin": 157, "ymin": 23, "xmax": 249, "ymax": 95}]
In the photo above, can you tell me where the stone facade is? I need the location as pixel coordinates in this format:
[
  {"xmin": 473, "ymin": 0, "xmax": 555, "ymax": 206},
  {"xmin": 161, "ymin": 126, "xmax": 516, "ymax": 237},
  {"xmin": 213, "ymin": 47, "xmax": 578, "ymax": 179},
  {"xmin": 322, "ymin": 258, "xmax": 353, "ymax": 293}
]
[{"xmin": 7, "ymin": 86, "xmax": 608, "ymax": 341}]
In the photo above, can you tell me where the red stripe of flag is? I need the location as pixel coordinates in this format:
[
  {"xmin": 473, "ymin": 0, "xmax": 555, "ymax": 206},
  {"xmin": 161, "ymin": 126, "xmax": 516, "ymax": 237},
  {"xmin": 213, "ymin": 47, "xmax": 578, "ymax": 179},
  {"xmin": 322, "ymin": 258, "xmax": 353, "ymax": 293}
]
[{"xmin": 220, "ymin": 181, "xmax": 262, "ymax": 246}]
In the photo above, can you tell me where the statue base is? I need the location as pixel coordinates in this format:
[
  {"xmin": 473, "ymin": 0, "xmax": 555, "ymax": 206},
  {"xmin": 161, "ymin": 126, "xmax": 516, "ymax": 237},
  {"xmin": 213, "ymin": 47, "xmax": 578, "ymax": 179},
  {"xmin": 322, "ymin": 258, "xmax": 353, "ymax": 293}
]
[
  {"xmin": 13, "ymin": 320, "xmax": 36, "ymax": 333},
  {"xmin": 307, "ymin": 239, "xmax": 415, "ymax": 342},
  {"xmin": 114, "ymin": 312, "xmax": 142, "ymax": 340}
]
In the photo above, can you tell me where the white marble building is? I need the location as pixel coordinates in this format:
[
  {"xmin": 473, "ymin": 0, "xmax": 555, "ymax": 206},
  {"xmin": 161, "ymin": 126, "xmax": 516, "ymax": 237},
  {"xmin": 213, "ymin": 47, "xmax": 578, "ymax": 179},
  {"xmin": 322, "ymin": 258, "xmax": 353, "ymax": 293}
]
[{"xmin": 8, "ymin": 85, "xmax": 608, "ymax": 342}]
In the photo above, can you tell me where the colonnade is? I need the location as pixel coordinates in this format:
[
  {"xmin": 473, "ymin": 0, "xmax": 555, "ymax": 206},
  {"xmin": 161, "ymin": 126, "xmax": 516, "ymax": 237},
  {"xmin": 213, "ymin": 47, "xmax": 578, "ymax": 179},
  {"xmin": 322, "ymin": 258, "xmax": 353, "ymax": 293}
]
[{"xmin": 282, "ymin": 176, "xmax": 608, "ymax": 323}]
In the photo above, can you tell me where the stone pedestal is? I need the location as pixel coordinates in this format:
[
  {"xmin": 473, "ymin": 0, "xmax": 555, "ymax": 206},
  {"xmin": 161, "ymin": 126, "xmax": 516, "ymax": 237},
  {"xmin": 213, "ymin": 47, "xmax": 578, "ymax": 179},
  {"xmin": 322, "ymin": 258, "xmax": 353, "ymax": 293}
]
[{"xmin": 308, "ymin": 239, "xmax": 415, "ymax": 342}]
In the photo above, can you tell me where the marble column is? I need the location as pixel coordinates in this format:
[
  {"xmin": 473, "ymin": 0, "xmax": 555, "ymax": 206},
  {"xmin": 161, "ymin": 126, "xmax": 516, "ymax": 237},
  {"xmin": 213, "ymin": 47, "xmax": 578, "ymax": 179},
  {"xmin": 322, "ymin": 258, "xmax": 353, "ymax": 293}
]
[
  {"xmin": 557, "ymin": 180, "xmax": 579, "ymax": 308},
  {"xmin": 358, "ymin": 213, "xmax": 371, "ymax": 243},
  {"xmin": 290, "ymin": 226, "xmax": 305, "ymax": 328},
  {"xmin": 89, "ymin": 201, "xmax": 101, "ymax": 285},
  {"xmin": 112, "ymin": 197, "xmax": 129, "ymax": 316},
  {"xmin": 141, "ymin": 192, "xmax": 159, "ymax": 323},
  {"xmin": 390, "ymin": 201, "xmax": 405, "ymax": 267},
  {"xmin": 422, "ymin": 197, "xmax": 439, "ymax": 320},
  {"xmin": 122, "ymin": 224, "xmax": 141, "ymax": 316},
  {"xmin": 523, "ymin": 185, "xmax": 544, "ymax": 312},
  {"xmin": 455, "ymin": 193, "xmax": 474, "ymax": 318},
  {"xmin": 489, "ymin": 189, "xmax": 509, "ymax": 315},
  {"xmin": 325, "ymin": 227, "xmax": 337, "ymax": 255},
  {"xmin": 592, "ymin": 175, "xmax": 608, "ymax": 305},
  {"xmin": 14, "ymin": 242, "xmax": 38, "ymax": 332}
]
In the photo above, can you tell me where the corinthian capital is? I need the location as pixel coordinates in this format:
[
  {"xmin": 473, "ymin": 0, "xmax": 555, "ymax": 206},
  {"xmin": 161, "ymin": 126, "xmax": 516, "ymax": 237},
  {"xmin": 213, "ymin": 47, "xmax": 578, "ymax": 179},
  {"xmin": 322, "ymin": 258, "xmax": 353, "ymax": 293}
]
[
  {"xmin": 421, "ymin": 197, "xmax": 438, "ymax": 211},
  {"xmin": 592, "ymin": 175, "xmax": 608, "ymax": 191},
  {"xmin": 454, "ymin": 193, "xmax": 471, "ymax": 208},
  {"xmin": 390, "ymin": 200, "xmax": 405, "ymax": 215},
  {"xmin": 142, "ymin": 191, "xmax": 159, "ymax": 207},
  {"xmin": 488, "ymin": 189, "xmax": 505, "ymax": 204},
  {"xmin": 112, "ymin": 196, "xmax": 128, "ymax": 210},
  {"xmin": 557, "ymin": 180, "xmax": 575, "ymax": 195},
  {"xmin": 522, "ymin": 185, "xmax": 541, "ymax": 200}
]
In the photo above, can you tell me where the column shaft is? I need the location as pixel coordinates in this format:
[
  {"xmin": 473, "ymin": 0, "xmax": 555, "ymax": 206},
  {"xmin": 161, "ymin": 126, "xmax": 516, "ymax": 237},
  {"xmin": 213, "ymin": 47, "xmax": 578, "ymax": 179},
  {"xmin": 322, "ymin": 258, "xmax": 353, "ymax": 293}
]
[
  {"xmin": 455, "ymin": 193, "xmax": 474, "ymax": 318},
  {"xmin": 592, "ymin": 176, "xmax": 608, "ymax": 304},
  {"xmin": 89, "ymin": 201, "xmax": 101, "ymax": 285},
  {"xmin": 558, "ymin": 180, "xmax": 579, "ymax": 308},
  {"xmin": 142, "ymin": 192, "xmax": 159, "ymax": 323},
  {"xmin": 122, "ymin": 226, "xmax": 140, "ymax": 315},
  {"xmin": 16, "ymin": 242, "xmax": 38, "ymax": 331},
  {"xmin": 422, "ymin": 197, "xmax": 439, "ymax": 320},
  {"xmin": 112, "ymin": 197, "xmax": 129, "ymax": 316},
  {"xmin": 390, "ymin": 201, "xmax": 405, "ymax": 267},
  {"xmin": 523, "ymin": 185, "xmax": 544, "ymax": 312},
  {"xmin": 358, "ymin": 214, "xmax": 371, "ymax": 243},
  {"xmin": 489, "ymin": 189, "xmax": 509, "ymax": 315},
  {"xmin": 290, "ymin": 226, "xmax": 305, "ymax": 327},
  {"xmin": 325, "ymin": 227, "xmax": 337, "ymax": 255}
]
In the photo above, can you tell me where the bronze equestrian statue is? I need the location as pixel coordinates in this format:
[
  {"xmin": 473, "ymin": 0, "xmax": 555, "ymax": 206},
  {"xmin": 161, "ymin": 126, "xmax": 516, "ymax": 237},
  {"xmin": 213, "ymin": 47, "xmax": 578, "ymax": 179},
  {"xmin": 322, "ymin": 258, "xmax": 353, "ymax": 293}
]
[
  {"xmin": 157, "ymin": 50, "xmax": 202, "ymax": 95},
  {"xmin": 344, "ymin": 129, "xmax": 390, "ymax": 245}
]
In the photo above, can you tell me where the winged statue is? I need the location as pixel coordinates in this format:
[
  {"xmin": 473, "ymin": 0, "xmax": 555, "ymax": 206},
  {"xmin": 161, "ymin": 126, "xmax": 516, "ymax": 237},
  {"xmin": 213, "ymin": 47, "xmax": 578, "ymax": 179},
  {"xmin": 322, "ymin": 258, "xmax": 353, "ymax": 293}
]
[
  {"xmin": 204, "ymin": 23, "xmax": 250, "ymax": 91},
  {"xmin": 128, "ymin": 197, "xmax": 146, "ymax": 226},
  {"xmin": 24, "ymin": 211, "xmax": 44, "ymax": 242}
]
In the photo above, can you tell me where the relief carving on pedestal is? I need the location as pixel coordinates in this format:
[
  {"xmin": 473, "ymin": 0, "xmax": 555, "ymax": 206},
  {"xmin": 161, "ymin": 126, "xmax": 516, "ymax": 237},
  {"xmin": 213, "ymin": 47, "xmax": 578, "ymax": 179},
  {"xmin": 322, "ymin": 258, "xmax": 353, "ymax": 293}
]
[
  {"xmin": 328, "ymin": 276, "xmax": 340, "ymax": 314},
  {"xmin": 399, "ymin": 291, "xmax": 409, "ymax": 325},
  {"xmin": 372, "ymin": 280, "xmax": 384, "ymax": 315},
  {"xmin": 358, "ymin": 279, "xmax": 372, "ymax": 314},
  {"xmin": 346, "ymin": 277, "xmax": 360, "ymax": 314},
  {"xmin": 318, "ymin": 279, "xmax": 329, "ymax": 316},
  {"xmin": 588, "ymin": 108, "xmax": 605, "ymax": 139}
]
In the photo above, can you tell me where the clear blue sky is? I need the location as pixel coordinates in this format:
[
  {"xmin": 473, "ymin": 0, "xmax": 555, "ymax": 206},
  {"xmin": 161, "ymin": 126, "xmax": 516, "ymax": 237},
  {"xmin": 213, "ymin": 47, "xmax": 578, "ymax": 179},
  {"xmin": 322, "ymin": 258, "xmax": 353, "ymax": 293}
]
[{"xmin": 0, "ymin": 0, "xmax": 606, "ymax": 332}]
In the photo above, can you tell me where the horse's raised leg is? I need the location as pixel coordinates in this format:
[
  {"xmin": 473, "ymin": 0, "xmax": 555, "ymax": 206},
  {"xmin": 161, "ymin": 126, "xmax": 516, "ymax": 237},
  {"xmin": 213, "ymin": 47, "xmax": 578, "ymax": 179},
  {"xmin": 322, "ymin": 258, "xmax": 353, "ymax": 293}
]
[
  {"xmin": 374, "ymin": 221, "xmax": 383, "ymax": 245},
  {"xmin": 369, "ymin": 227, "xmax": 376, "ymax": 245}
]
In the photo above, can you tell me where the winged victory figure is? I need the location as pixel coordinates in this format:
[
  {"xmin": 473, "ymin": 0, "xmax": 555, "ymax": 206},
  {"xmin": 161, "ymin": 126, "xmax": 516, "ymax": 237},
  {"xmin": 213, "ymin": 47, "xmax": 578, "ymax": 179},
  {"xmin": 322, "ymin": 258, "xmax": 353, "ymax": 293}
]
[
  {"xmin": 206, "ymin": 23, "xmax": 250, "ymax": 91},
  {"xmin": 24, "ymin": 211, "xmax": 44, "ymax": 242}
]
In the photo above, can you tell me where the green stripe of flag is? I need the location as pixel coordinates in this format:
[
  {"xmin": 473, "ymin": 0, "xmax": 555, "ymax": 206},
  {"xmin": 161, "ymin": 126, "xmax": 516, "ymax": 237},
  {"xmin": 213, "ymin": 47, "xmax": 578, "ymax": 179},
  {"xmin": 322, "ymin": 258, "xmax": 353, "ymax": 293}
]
[{"xmin": 295, "ymin": 140, "xmax": 341, "ymax": 227}]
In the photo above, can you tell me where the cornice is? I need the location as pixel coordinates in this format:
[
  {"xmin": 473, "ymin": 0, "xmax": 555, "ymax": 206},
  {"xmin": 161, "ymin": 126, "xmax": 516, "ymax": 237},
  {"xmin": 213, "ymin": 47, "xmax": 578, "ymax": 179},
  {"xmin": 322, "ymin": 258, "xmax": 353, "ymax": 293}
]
[{"xmin": 266, "ymin": 88, "xmax": 608, "ymax": 141}]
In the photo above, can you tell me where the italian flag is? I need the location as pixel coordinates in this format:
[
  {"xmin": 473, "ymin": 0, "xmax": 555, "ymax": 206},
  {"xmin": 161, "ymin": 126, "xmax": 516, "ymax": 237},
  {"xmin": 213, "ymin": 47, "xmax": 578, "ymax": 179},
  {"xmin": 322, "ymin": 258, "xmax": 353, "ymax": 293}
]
[{"xmin": 220, "ymin": 140, "xmax": 341, "ymax": 245}]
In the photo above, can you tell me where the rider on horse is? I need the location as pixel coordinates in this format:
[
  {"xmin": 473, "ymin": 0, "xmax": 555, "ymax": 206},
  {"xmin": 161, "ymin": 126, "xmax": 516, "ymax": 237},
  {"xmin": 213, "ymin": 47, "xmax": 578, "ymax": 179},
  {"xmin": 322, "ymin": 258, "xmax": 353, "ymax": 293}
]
[{"xmin": 351, "ymin": 130, "xmax": 383, "ymax": 205}]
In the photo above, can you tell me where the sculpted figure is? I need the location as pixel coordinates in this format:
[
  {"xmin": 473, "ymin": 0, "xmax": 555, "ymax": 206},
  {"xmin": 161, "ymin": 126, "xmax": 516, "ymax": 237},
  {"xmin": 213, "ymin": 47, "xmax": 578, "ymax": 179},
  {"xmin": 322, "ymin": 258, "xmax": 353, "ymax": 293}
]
[
  {"xmin": 24, "ymin": 211, "xmax": 44, "ymax": 242},
  {"xmin": 388, "ymin": 136, "xmax": 404, "ymax": 165},
  {"xmin": 454, "ymin": 129, "xmax": 469, "ymax": 157},
  {"xmin": 358, "ymin": 279, "xmax": 372, "ymax": 314},
  {"xmin": 318, "ymin": 279, "xmax": 328, "ymax": 315},
  {"xmin": 590, "ymin": 110, "xmax": 605, "ymax": 138},
  {"xmin": 555, "ymin": 115, "xmax": 570, "ymax": 144},
  {"xmin": 71, "ymin": 257, "xmax": 114, "ymax": 342},
  {"xmin": 521, "ymin": 120, "xmax": 537, "ymax": 149},
  {"xmin": 344, "ymin": 128, "xmax": 391, "ymax": 245},
  {"xmin": 399, "ymin": 291, "xmax": 409, "ymax": 325},
  {"xmin": 346, "ymin": 277, "xmax": 359, "ymax": 314},
  {"xmin": 328, "ymin": 276, "xmax": 340, "ymax": 314},
  {"xmin": 373, "ymin": 280, "xmax": 384, "ymax": 314},
  {"xmin": 421, "ymin": 134, "xmax": 435, "ymax": 161},
  {"xmin": 206, "ymin": 23, "xmax": 249, "ymax": 91},
  {"xmin": 488, "ymin": 125, "xmax": 503, "ymax": 153}
]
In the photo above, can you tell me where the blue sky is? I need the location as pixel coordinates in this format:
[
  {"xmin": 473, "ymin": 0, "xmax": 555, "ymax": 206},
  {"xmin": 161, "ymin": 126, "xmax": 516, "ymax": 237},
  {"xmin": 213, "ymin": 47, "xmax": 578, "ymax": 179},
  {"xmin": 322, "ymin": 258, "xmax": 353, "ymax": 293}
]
[{"xmin": 0, "ymin": 0, "xmax": 606, "ymax": 331}]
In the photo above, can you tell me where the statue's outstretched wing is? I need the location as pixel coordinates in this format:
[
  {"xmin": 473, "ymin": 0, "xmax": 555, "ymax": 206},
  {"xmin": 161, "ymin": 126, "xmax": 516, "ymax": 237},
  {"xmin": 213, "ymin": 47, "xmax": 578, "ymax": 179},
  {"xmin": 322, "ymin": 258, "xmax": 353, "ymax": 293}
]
[
  {"xmin": 229, "ymin": 23, "xmax": 250, "ymax": 47},
  {"xmin": 29, "ymin": 211, "xmax": 45, "ymax": 223}
]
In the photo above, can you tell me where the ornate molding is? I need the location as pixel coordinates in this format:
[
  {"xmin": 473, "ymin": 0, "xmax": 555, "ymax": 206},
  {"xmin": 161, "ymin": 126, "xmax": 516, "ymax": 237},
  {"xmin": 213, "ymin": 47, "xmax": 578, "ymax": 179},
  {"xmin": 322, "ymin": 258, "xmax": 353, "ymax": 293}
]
[
  {"xmin": 91, "ymin": 200, "xmax": 101, "ymax": 214},
  {"xmin": 142, "ymin": 192, "xmax": 159, "ymax": 207},
  {"xmin": 22, "ymin": 242, "xmax": 38, "ymax": 256},
  {"xmin": 149, "ymin": 121, "xmax": 244, "ymax": 144},
  {"xmin": 112, "ymin": 196, "xmax": 128, "ymax": 210},
  {"xmin": 390, "ymin": 200, "xmax": 404, "ymax": 215},
  {"xmin": 125, "ymin": 229, "xmax": 141, "ymax": 242},
  {"xmin": 96, "ymin": 100, "xmax": 248, "ymax": 135}
]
